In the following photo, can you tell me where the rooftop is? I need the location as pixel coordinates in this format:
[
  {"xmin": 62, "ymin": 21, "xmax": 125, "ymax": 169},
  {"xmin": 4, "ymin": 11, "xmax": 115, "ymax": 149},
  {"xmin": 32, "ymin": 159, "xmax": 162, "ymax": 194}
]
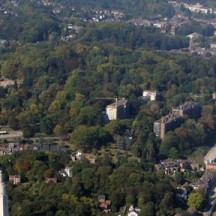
[
  {"xmin": 160, "ymin": 112, "xmax": 183, "ymax": 124},
  {"xmin": 107, "ymin": 98, "xmax": 128, "ymax": 108},
  {"xmin": 186, "ymin": 32, "xmax": 202, "ymax": 39},
  {"xmin": 143, "ymin": 90, "xmax": 158, "ymax": 95},
  {"xmin": 174, "ymin": 101, "xmax": 199, "ymax": 111}
]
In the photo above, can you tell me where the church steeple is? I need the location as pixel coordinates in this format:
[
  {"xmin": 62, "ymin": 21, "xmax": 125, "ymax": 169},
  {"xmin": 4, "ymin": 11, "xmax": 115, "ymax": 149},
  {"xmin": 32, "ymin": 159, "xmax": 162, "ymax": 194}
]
[{"xmin": 0, "ymin": 170, "xmax": 9, "ymax": 216}]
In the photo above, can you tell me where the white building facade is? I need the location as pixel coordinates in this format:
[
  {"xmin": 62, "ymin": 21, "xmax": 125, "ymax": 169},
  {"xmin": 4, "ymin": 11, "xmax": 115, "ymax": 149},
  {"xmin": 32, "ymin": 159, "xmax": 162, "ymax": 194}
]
[
  {"xmin": 0, "ymin": 170, "xmax": 9, "ymax": 216},
  {"xmin": 106, "ymin": 99, "xmax": 128, "ymax": 120},
  {"xmin": 143, "ymin": 90, "xmax": 158, "ymax": 101}
]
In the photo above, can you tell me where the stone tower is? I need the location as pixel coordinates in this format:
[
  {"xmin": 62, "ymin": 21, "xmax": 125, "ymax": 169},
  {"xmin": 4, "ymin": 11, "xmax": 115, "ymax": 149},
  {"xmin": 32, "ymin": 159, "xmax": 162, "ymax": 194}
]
[{"xmin": 0, "ymin": 170, "xmax": 9, "ymax": 216}]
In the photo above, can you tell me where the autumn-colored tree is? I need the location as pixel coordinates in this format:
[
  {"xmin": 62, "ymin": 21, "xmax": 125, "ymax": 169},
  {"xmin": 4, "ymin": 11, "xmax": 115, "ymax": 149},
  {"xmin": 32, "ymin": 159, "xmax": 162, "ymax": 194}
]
[{"xmin": 14, "ymin": 158, "xmax": 31, "ymax": 174}]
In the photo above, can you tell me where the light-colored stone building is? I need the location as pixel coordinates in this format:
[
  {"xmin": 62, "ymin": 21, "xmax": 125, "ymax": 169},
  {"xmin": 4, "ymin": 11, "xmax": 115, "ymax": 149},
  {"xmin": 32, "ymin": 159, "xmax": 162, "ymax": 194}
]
[
  {"xmin": 142, "ymin": 90, "xmax": 158, "ymax": 101},
  {"xmin": 0, "ymin": 170, "xmax": 9, "ymax": 216},
  {"xmin": 106, "ymin": 98, "xmax": 128, "ymax": 120}
]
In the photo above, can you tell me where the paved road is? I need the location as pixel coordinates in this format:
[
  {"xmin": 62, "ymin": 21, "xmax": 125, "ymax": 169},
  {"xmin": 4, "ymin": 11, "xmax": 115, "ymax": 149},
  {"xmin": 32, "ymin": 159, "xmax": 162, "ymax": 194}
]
[
  {"xmin": 203, "ymin": 187, "xmax": 216, "ymax": 216},
  {"xmin": 0, "ymin": 131, "xmax": 23, "ymax": 139}
]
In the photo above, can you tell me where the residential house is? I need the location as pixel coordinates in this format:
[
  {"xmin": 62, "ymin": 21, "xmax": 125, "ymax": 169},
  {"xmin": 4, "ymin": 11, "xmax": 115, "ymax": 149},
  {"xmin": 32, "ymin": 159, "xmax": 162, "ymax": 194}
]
[
  {"xmin": 190, "ymin": 170, "xmax": 216, "ymax": 192},
  {"xmin": 45, "ymin": 177, "xmax": 57, "ymax": 183},
  {"xmin": 71, "ymin": 151, "xmax": 84, "ymax": 162},
  {"xmin": 170, "ymin": 25, "xmax": 177, "ymax": 35},
  {"xmin": 65, "ymin": 167, "xmax": 72, "ymax": 177},
  {"xmin": 71, "ymin": 152, "xmax": 96, "ymax": 164},
  {"xmin": 17, "ymin": 143, "xmax": 29, "ymax": 150},
  {"xmin": 84, "ymin": 154, "xmax": 96, "ymax": 164},
  {"xmin": 212, "ymin": 92, "xmax": 216, "ymax": 100},
  {"xmin": 41, "ymin": 0, "xmax": 52, "ymax": 6},
  {"xmin": 156, "ymin": 160, "xmax": 195, "ymax": 176},
  {"xmin": 0, "ymin": 78, "xmax": 15, "ymax": 88},
  {"xmin": 160, "ymin": 160, "xmax": 180, "ymax": 175},
  {"xmin": 186, "ymin": 32, "xmax": 202, "ymax": 40},
  {"xmin": 179, "ymin": 160, "xmax": 191, "ymax": 172},
  {"xmin": 59, "ymin": 167, "xmax": 72, "ymax": 177},
  {"xmin": 142, "ymin": 90, "xmax": 158, "ymax": 101},
  {"xmin": 59, "ymin": 169, "xmax": 67, "ymax": 177},
  {"xmin": 9, "ymin": 175, "xmax": 21, "ymax": 185},
  {"xmin": 190, "ymin": 162, "xmax": 204, "ymax": 171},
  {"xmin": 67, "ymin": 24, "xmax": 81, "ymax": 32},
  {"xmin": 0, "ymin": 144, "xmax": 11, "ymax": 155},
  {"xmin": 128, "ymin": 19, "xmax": 152, "ymax": 27},
  {"xmin": 152, "ymin": 21, "xmax": 167, "ymax": 29},
  {"xmin": 128, "ymin": 205, "xmax": 141, "ymax": 216},
  {"xmin": 0, "ymin": 40, "xmax": 8, "ymax": 48},
  {"xmin": 98, "ymin": 195, "xmax": 111, "ymax": 212}
]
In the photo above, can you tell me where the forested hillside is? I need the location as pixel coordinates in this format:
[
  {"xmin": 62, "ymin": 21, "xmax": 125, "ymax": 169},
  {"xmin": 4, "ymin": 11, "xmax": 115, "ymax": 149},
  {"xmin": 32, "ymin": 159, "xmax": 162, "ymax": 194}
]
[
  {"xmin": 55, "ymin": 0, "xmax": 175, "ymax": 18},
  {"xmin": 0, "ymin": 0, "xmax": 216, "ymax": 215}
]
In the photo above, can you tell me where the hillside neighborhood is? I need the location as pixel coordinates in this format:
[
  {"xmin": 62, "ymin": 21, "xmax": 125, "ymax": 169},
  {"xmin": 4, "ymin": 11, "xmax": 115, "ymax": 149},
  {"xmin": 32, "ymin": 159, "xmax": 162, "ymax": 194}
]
[{"xmin": 0, "ymin": 0, "xmax": 216, "ymax": 215}]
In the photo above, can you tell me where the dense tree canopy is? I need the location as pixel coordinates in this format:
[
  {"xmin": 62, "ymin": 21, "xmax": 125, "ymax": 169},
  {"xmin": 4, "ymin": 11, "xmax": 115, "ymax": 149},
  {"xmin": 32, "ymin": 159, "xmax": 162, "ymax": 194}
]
[{"xmin": 0, "ymin": 0, "xmax": 215, "ymax": 215}]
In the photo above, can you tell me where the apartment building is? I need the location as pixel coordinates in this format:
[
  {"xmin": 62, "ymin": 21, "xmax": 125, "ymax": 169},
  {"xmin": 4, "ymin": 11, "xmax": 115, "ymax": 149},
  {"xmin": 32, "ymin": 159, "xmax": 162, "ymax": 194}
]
[
  {"xmin": 154, "ymin": 113, "xmax": 184, "ymax": 139},
  {"xmin": 172, "ymin": 101, "xmax": 201, "ymax": 119},
  {"xmin": 154, "ymin": 102, "xmax": 201, "ymax": 139},
  {"xmin": 106, "ymin": 98, "xmax": 128, "ymax": 120}
]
